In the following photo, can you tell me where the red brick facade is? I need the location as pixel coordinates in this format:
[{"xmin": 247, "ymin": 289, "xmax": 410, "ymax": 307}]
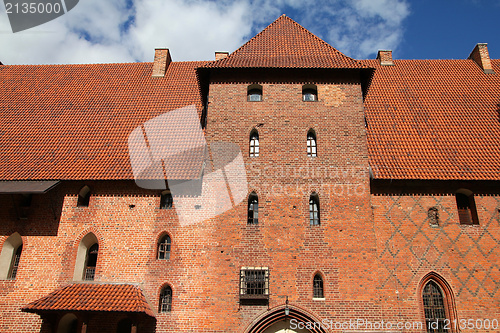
[{"xmin": 0, "ymin": 15, "xmax": 499, "ymax": 333}]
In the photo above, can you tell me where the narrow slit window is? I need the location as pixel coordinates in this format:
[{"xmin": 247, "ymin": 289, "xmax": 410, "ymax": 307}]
[
  {"xmin": 307, "ymin": 130, "xmax": 317, "ymax": 157},
  {"xmin": 159, "ymin": 286, "xmax": 172, "ymax": 312},
  {"xmin": 248, "ymin": 193, "xmax": 259, "ymax": 225},
  {"xmin": 313, "ymin": 274, "xmax": 324, "ymax": 298},
  {"xmin": 84, "ymin": 243, "xmax": 98, "ymax": 281},
  {"xmin": 250, "ymin": 131, "xmax": 259, "ymax": 157},
  {"xmin": 309, "ymin": 194, "xmax": 320, "ymax": 226},
  {"xmin": 8, "ymin": 245, "xmax": 22, "ymax": 280},
  {"xmin": 158, "ymin": 235, "xmax": 171, "ymax": 260}
]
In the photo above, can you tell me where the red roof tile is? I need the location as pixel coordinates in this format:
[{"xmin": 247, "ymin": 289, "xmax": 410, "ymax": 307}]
[
  {"xmin": 22, "ymin": 283, "xmax": 155, "ymax": 317},
  {"xmin": 204, "ymin": 15, "xmax": 367, "ymax": 69},
  {"xmin": 0, "ymin": 61, "xmax": 206, "ymax": 180},
  {"xmin": 363, "ymin": 58, "xmax": 500, "ymax": 180}
]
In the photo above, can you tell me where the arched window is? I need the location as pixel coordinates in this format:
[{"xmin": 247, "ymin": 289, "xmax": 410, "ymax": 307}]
[
  {"xmin": 73, "ymin": 233, "xmax": 99, "ymax": 281},
  {"xmin": 159, "ymin": 286, "xmax": 172, "ymax": 313},
  {"xmin": 57, "ymin": 313, "xmax": 78, "ymax": 333},
  {"xmin": 309, "ymin": 193, "xmax": 320, "ymax": 226},
  {"xmin": 84, "ymin": 243, "xmax": 98, "ymax": 281},
  {"xmin": 77, "ymin": 185, "xmax": 91, "ymax": 207},
  {"xmin": 423, "ymin": 280, "xmax": 447, "ymax": 333},
  {"xmin": 455, "ymin": 189, "xmax": 479, "ymax": 225},
  {"xmin": 307, "ymin": 130, "xmax": 317, "ymax": 157},
  {"xmin": 158, "ymin": 235, "xmax": 171, "ymax": 260},
  {"xmin": 249, "ymin": 130, "xmax": 259, "ymax": 157},
  {"xmin": 313, "ymin": 274, "xmax": 324, "ymax": 298},
  {"xmin": 302, "ymin": 84, "xmax": 318, "ymax": 101},
  {"xmin": 248, "ymin": 192, "xmax": 259, "ymax": 225},
  {"xmin": 160, "ymin": 190, "xmax": 173, "ymax": 209},
  {"xmin": 247, "ymin": 84, "xmax": 262, "ymax": 102},
  {"xmin": 0, "ymin": 232, "xmax": 23, "ymax": 280}
]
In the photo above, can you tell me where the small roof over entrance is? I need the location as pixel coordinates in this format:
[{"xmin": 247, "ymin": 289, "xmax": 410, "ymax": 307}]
[{"xmin": 22, "ymin": 283, "xmax": 155, "ymax": 318}]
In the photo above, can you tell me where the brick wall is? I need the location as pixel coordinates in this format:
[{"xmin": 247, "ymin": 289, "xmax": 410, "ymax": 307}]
[{"xmin": 371, "ymin": 180, "xmax": 500, "ymax": 333}]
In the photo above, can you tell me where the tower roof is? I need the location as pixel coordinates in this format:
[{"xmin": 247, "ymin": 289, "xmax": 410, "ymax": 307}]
[{"xmin": 204, "ymin": 15, "xmax": 367, "ymax": 69}]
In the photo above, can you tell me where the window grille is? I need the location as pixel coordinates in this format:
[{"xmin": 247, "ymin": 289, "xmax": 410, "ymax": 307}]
[
  {"xmin": 240, "ymin": 268, "xmax": 269, "ymax": 299},
  {"xmin": 423, "ymin": 281, "xmax": 447, "ymax": 333},
  {"xmin": 313, "ymin": 274, "xmax": 324, "ymax": 298},
  {"xmin": 159, "ymin": 286, "xmax": 172, "ymax": 312}
]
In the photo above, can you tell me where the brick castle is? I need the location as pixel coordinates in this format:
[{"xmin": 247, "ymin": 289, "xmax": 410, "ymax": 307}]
[{"xmin": 0, "ymin": 15, "xmax": 499, "ymax": 333}]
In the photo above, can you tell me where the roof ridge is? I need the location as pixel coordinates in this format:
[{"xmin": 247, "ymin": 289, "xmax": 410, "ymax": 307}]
[
  {"xmin": 203, "ymin": 15, "xmax": 368, "ymax": 69},
  {"xmin": 212, "ymin": 15, "xmax": 360, "ymax": 64}
]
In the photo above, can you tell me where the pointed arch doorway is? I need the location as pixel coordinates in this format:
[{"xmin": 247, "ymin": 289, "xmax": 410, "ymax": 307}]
[{"xmin": 245, "ymin": 305, "xmax": 327, "ymax": 333}]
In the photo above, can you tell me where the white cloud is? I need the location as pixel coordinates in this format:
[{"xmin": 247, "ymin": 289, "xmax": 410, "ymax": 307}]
[{"xmin": 0, "ymin": 0, "xmax": 410, "ymax": 65}]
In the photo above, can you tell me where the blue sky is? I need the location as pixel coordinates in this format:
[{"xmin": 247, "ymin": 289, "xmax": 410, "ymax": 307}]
[{"xmin": 0, "ymin": 0, "xmax": 499, "ymax": 65}]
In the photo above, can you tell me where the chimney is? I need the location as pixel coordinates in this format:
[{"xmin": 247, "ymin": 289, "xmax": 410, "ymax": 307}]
[
  {"xmin": 215, "ymin": 52, "xmax": 229, "ymax": 61},
  {"xmin": 468, "ymin": 43, "xmax": 494, "ymax": 74},
  {"xmin": 377, "ymin": 50, "xmax": 394, "ymax": 66},
  {"xmin": 152, "ymin": 48, "xmax": 172, "ymax": 77}
]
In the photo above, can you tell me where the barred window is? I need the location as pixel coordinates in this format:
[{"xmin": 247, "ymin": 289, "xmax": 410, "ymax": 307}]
[
  {"xmin": 250, "ymin": 131, "xmax": 260, "ymax": 157},
  {"xmin": 455, "ymin": 190, "xmax": 479, "ymax": 225},
  {"xmin": 309, "ymin": 194, "xmax": 320, "ymax": 226},
  {"xmin": 8, "ymin": 245, "xmax": 22, "ymax": 280},
  {"xmin": 307, "ymin": 130, "xmax": 317, "ymax": 157},
  {"xmin": 77, "ymin": 185, "xmax": 91, "ymax": 207},
  {"xmin": 159, "ymin": 286, "xmax": 172, "ymax": 312},
  {"xmin": 240, "ymin": 268, "xmax": 269, "ymax": 299},
  {"xmin": 313, "ymin": 274, "xmax": 324, "ymax": 298},
  {"xmin": 248, "ymin": 193, "xmax": 259, "ymax": 225},
  {"xmin": 423, "ymin": 281, "xmax": 447, "ymax": 333},
  {"xmin": 160, "ymin": 190, "xmax": 173, "ymax": 209},
  {"xmin": 158, "ymin": 235, "xmax": 171, "ymax": 260},
  {"xmin": 84, "ymin": 243, "xmax": 98, "ymax": 281}
]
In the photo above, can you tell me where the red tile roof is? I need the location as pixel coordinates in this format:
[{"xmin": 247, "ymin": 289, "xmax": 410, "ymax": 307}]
[
  {"xmin": 363, "ymin": 59, "xmax": 500, "ymax": 180},
  {"xmin": 204, "ymin": 15, "xmax": 367, "ymax": 69},
  {"xmin": 22, "ymin": 283, "xmax": 155, "ymax": 317},
  {"xmin": 0, "ymin": 61, "xmax": 206, "ymax": 180}
]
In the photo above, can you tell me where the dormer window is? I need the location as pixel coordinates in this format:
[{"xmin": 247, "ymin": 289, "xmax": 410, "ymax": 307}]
[
  {"xmin": 302, "ymin": 84, "xmax": 317, "ymax": 101},
  {"xmin": 247, "ymin": 84, "xmax": 262, "ymax": 102}
]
